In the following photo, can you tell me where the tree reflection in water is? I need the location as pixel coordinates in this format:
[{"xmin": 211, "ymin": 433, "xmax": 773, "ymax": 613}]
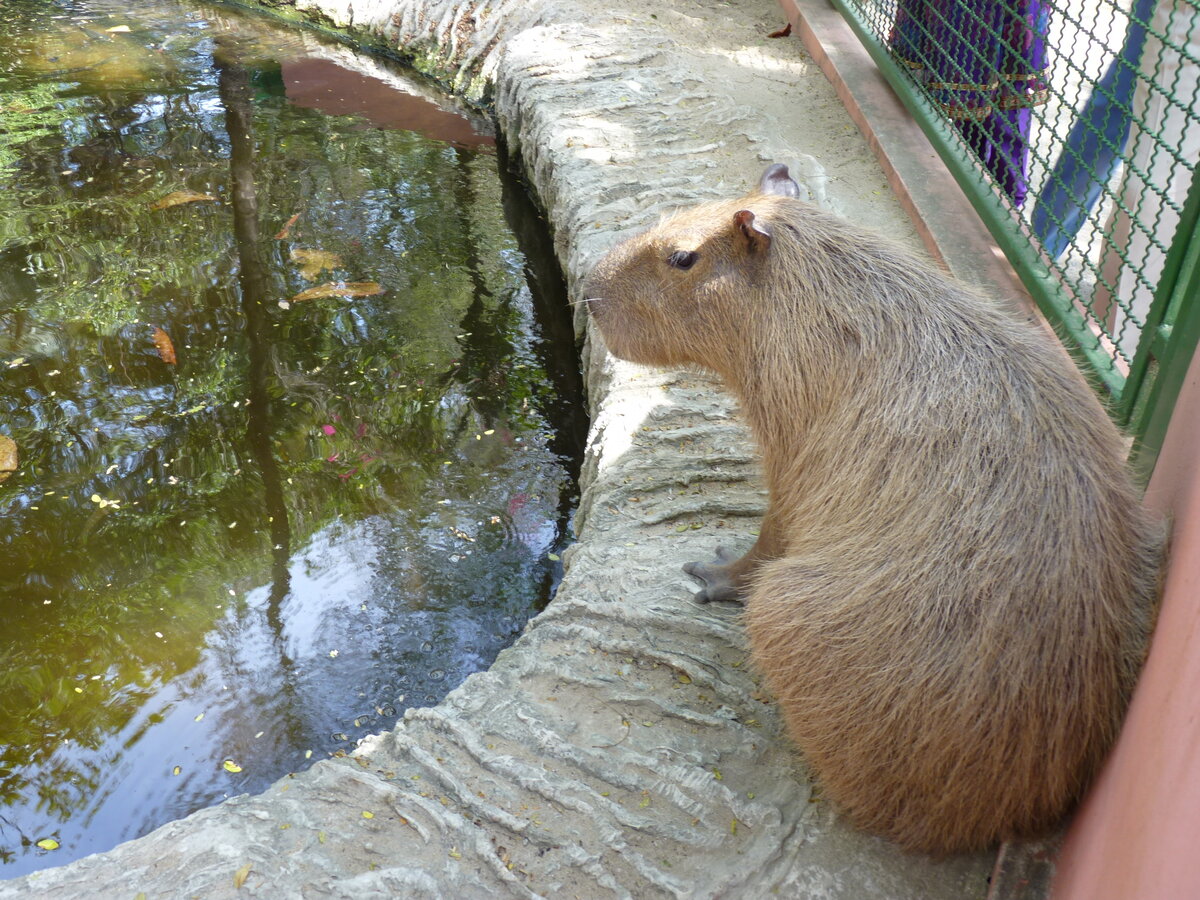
[{"xmin": 0, "ymin": 0, "xmax": 583, "ymax": 876}]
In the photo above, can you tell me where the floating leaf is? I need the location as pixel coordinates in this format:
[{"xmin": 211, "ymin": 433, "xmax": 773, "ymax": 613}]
[
  {"xmin": 233, "ymin": 862, "xmax": 251, "ymax": 889},
  {"xmin": 105, "ymin": 24, "xmax": 132, "ymax": 33},
  {"xmin": 321, "ymin": 425, "xmax": 337, "ymax": 436},
  {"xmin": 290, "ymin": 248, "xmax": 343, "ymax": 281},
  {"xmin": 151, "ymin": 327, "xmax": 176, "ymax": 364},
  {"xmin": 0, "ymin": 436, "xmax": 16, "ymax": 483},
  {"xmin": 274, "ymin": 212, "xmax": 301, "ymax": 240},
  {"xmin": 172, "ymin": 765, "xmax": 182, "ymax": 776},
  {"xmin": 150, "ymin": 190, "xmax": 217, "ymax": 210},
  {"xmin": 223, "ymin": 760, "xmax": 242, "ymax": 774},
  {"xmin": 36, "ymin": 838, "xmax": 59, "ymax": 851},
  {"xmin": 361, "ymin": 810, "xmax": 374, "ymax": 819},
  {"xmin": 287, "ymin": 282, "xmax": 383, "ymax": 303}
]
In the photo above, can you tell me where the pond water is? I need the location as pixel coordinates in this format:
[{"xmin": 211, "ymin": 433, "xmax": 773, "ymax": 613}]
[{"xmin": 0, "ymin": 0, "xmax": 585, "ymax": 876}]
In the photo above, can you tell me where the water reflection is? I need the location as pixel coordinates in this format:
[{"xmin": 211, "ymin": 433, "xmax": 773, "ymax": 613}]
[{"xmin": 0, "ymin": 0, "xmax": 583, "ymax": 876}]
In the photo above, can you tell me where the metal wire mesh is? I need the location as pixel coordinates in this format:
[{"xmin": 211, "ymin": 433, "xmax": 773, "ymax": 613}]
[{"xmin": 829, "ymin": 0, "xmax": 1200, "ymax": 437}]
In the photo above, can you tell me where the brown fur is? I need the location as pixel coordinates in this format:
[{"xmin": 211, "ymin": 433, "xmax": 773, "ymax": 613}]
[{"xmin": 584, "ymin": 166, "xmax": 1163, "ymax": 854}]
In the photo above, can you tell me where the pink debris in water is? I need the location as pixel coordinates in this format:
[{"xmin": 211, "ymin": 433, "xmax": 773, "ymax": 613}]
[
  {"xmin": 355, "ymin": 422, "xmax": 368, "ymax": 439},
  {"xmin": 321, "ymin": 424, "xmax": 337, "ymax": 436}
]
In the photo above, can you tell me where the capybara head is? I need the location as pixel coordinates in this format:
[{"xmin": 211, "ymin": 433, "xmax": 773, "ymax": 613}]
[{"xmin": 585, "ymin": 164, "xmax": 805, "ymax": 372}]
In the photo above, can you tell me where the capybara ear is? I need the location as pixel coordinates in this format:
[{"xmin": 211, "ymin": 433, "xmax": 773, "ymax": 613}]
[
  {"xmin": 759, "ymin": 163, "xmax": 801, "ymax": 198},
  {"xmin": 733, "ymin": 209, "xmax": 772, "ymax": 253}
]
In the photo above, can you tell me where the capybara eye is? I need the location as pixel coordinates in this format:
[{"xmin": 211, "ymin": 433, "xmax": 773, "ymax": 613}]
[{"xmin": 667, "ymin": 250, "xmax": 699, "ymax": 270}]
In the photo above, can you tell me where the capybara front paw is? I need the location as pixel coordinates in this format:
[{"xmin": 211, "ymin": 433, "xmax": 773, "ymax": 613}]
[{"xmin": 683, "ymin": 547, "xmax": 746, "ymax": 604}]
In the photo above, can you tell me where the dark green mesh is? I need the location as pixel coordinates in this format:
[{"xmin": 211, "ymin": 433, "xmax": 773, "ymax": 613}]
[{"xmin": 828, "ymin": 0, "xmax": 1200, "ymax": 472}]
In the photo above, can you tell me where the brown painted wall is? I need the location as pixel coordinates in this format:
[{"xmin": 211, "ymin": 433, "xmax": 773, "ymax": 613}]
[{"xmin": 1052, "ymin": 348, "xmax": 1200, "ymax": 899}]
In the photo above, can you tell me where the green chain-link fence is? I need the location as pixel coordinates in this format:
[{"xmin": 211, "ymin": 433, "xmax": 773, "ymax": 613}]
[{"xmin": 826, "ymin": 0, "xmax": 1200, "ymax": 479}]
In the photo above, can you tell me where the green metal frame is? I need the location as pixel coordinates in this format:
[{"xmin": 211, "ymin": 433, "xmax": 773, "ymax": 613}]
[{"xmin": 1126, "ymin": 163, "xmax": 1200, "ymax": 482}]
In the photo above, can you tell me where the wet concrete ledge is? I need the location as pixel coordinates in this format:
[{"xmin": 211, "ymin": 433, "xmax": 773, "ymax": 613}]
[{"xmin": 2, "ymin": 1, "xmax": 998, "ymax": 897}]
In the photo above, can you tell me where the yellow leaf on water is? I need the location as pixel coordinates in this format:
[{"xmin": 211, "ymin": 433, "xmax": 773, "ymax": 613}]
[
  {"xmin": 172, "ymin": 765, "xmax": 182, "ymax": 776},
  {"xmin": 289, "ymin": 248, "xmax": 343, "ymax": 281},
  {"xmin": 287, "ymin": 282, "xmax": 383, "ymax": 303},
  {"xmin": 223, "ymin": 760, "xmax": 242, "ymax": 773},
  {"xmin": 233, "ymin": 862, "xmax": 251, "ymax": 889},
  {"xmin": 361, "ymin": 810, "xmax": 374, "ymax": 819},
  {"xmin": 0, "ymin": 435, "xmax": 17, "ymax": 483},
  {"xmin": 35, "ymin": 838, "xmax": 59, "ymax": 851},
  {"xmin": 150, "ymin": 190, "xmax": 217, "ymax": 211},
  {"xmin": 105, "ymin": 25, "xmax": 132, "ymax": 33}
]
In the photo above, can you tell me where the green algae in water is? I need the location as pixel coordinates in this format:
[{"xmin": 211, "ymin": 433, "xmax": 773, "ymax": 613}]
[{"xmin": 0, "ymin": 0, "xmax": 584, "ymax": 876}]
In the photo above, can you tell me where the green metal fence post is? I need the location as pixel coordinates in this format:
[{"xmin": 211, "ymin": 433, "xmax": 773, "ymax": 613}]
[{"xmin": 1127, "ymin": 162, "xmax": 1200, "ymax": 482}]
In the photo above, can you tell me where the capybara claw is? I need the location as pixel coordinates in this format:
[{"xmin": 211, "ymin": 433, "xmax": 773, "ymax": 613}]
[{"xmin": 683, "ymin": 554, "xmax": 746, "ymax": 604}]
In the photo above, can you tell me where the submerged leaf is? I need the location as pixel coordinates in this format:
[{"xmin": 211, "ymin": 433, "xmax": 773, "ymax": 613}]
[
  {"xmin": 151, "ymin": 327, "xmax": 177, "ymax": 364},
  {"xmin": 0, "ymin": 435, "xmax": 16, "ymax": 482},
  {"xmin": 287, "ymin": 282, "xmax": 383, "ymax": 303},
  {"xmin": 150, "ymin": 190, "xmax": 217, "ymax": 210},
  {"xmin": 290, "ymin": 248, "xmax": 343, "ymax": 281},
  {"xmin": 274, "ymin": 211, "xmax": 301, "ymax": 240}
]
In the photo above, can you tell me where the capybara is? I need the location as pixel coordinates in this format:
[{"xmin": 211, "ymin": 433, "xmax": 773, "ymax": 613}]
[{"xmin": 583, "ymin": 164, "xmax": 1163, "ymax": 854}]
